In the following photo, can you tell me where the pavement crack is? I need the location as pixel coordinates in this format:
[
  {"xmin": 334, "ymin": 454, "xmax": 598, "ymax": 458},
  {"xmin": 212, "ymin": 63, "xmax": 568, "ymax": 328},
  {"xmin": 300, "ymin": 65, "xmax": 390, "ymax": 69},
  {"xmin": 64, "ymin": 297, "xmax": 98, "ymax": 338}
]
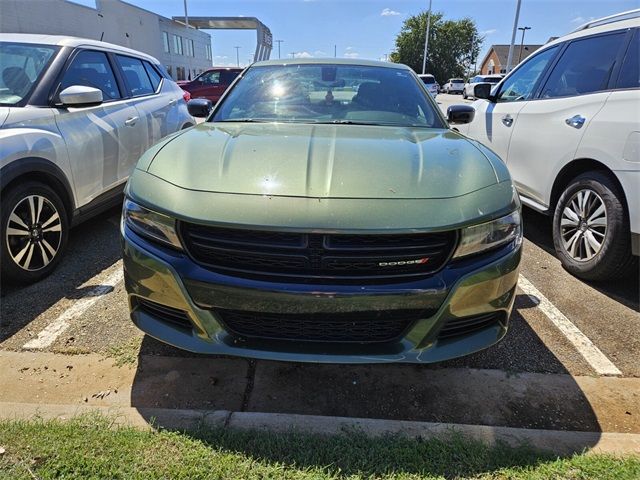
[{"xmin": 240, "ymin": 360, "xmax": 256, "ymax": 412}]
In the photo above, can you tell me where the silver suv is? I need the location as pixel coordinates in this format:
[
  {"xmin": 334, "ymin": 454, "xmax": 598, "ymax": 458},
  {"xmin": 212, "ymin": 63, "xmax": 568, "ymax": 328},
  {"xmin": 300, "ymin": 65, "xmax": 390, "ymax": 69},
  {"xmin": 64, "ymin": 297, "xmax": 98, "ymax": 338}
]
[{"xmin": 0, "ymin": 34, "xmax": 194, "ymax": 283}]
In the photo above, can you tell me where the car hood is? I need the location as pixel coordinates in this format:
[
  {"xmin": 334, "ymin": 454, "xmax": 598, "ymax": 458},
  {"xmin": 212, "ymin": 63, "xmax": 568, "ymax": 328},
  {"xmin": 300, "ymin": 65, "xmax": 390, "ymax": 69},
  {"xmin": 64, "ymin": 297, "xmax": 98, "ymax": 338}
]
[{"xmin": 145, "ymin": 122, "xmax": 499, "ymax": 200}]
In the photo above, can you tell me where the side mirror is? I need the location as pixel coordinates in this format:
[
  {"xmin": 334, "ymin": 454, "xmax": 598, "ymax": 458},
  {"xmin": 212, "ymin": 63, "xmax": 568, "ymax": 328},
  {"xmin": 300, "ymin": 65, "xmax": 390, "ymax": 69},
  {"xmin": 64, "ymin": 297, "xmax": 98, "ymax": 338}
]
[
  {"xmin": 447, "ymin": 105, "xmax": 475, "ymax": 125},
  {"xmin": 473, "ymin": 83, "xmax": 492, "ymax": 100},
  {"xmin": 59, "ymin": 85, "xmax": 103, "ymax": 107},
  {"xmin": 187, "ymin": 98, "xmax": 213, "ymax": 118}
]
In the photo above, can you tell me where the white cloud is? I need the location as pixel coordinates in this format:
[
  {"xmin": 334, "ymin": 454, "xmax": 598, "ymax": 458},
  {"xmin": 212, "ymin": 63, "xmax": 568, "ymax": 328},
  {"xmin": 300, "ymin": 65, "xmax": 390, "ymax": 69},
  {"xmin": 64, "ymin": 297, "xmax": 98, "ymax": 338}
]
[
  {"xmin": 381, "ymin": 8, "xmax": 401, "ymax": 16},
  {"xmin": 214, "ymin": 55, "xmax": 228, "ymax": 59},
  {"xmin": 314, "ymin": 50, "xmax": 328, "ymax": 57},
  {"xmin": 480, "ymin": 29, "xmax": 497, "ymax": 35},
  {"xmin": 294, "ymin": 51, "xmax": 313, "ymax": 58},
  {"xmin": 344, "ymin": 52, "xmax": 360, "ymax": 58},
  {"xmin": 346, "ymin": 46, "xmax": 355, "ymax": 51},
  {"xmin": 571, "ymin": 15, "xmax": 594, "ymax": 24}
]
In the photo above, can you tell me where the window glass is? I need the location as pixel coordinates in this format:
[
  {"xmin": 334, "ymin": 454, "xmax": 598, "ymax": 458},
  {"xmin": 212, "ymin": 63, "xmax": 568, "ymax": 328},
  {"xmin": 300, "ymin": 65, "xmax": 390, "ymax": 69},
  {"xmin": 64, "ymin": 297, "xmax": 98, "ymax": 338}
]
[
  {"xmin": 497, "ymin": 46, "xmax": 559, "ymax": 102},
  {"xmin": 221, "ymin": 70, "xmax": 240, "ymax": 84},
  {"xmin": 61, "ymin": 50, "xmax": 120, "ymax": 100},
  {"xmin": 0, "ymin": 42, "xmax": 57, "ymax": 105},
  {"xmin": 116, "ymin": 55, "xmax": 154, "ymax": 96},
  {"xmin": 173, "ymin": 35, "xmax": 183, "ymax": 55},
  {"xmin": 541, "ymin": 33, "xmax": 626, "ymax": 98},
  {"xmin": 214, "ymin": 64, "xmax": 445, "ymax": 128},
  {"xmin": 176, "ymin": 66, "xmax": 186, "ymax": 81},
  {"xmin": 617, "ymin": 32, "xmax": 639, "ymax": 89},
  {"xmin": 143, "ymin": 61, "xmax": 162, "ymax": 91},
  {"xmin": 162, "ymin": 32, "xmax": 170, "ymax": 53},
  {"xmin": 198, "ymin": 70, "xmax": 220, "ymax": 84}
]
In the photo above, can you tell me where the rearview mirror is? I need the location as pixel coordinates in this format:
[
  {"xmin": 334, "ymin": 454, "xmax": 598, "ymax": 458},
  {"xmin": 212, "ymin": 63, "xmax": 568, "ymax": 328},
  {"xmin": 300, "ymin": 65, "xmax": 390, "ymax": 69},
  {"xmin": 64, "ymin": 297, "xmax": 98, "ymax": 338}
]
[
  {"xmin": 473, "ymin": 83, "xmax": 492, "ymax": 100},
  {"xmin": 187, "ymin": 98, "xmax": 213, "ymax": 118},
  {"xmin": 59, "ymin": 85, "xmax": 103, "ymax": 107},
  {"xmin": 447, "ymin": 105, "xmax": 475, "ymax": 125}
]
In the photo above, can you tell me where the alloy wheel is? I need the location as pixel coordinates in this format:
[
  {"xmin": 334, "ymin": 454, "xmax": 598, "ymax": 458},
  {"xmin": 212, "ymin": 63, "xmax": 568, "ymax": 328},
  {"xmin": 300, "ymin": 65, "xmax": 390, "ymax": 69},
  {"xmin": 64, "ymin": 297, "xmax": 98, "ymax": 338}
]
[
  {"xmin": 5, "ymin": 195, "xmax": 63, "ymax": 271},
  {"xmin": 560, "ymin": 188, "xmax": 607, "ymax": 262}
]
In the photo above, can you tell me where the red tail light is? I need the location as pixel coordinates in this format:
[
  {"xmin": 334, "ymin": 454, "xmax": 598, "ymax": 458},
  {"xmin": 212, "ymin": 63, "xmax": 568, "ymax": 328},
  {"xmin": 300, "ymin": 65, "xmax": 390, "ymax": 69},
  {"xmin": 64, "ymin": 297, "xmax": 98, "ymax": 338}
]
[{"xmin": 182, "ymin": 89, "xmax": 191, "ymax": 102}]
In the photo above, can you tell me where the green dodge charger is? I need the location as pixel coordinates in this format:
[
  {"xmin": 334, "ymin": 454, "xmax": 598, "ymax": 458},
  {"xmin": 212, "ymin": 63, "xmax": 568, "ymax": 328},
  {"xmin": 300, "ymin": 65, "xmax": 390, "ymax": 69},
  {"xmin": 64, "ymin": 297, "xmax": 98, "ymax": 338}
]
[{"xmin": 121, "ymin": 58, "xmax": 522, "ymax": 363}]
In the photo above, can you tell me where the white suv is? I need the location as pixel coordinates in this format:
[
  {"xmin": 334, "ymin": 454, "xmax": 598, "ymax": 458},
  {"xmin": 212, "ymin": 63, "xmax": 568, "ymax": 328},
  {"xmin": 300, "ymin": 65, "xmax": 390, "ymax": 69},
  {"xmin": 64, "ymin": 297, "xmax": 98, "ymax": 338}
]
[
  {"xmin": 418, "ymin": 74, "xmax": 438, "ymax": 96},
  {"xmin": 458, "ymin": 10, "xmax": 639, "ymax": 280},
  {"xmin": 443, "ymin": 78, "xmax": 465, "ymax": 94},
  {"xmin": 0, "ymin": 34, "xmax": 194, "ymax": 283}
]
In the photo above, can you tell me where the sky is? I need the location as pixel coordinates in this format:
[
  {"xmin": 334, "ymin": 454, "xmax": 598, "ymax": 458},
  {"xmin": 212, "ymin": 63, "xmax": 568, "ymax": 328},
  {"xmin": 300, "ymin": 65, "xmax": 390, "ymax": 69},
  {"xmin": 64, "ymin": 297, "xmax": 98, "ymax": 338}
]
[{"xmin": 73, "ymin": 0, "xmax": 638, "ymax": 67}]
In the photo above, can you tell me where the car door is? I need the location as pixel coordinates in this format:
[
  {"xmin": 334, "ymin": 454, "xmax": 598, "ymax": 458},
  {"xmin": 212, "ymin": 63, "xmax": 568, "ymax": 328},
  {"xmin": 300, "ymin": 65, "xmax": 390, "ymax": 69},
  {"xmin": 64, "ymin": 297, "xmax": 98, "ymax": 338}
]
[
  {"xmin": 54, "ymin": 49, "xmax": 143, "ymax": 207},
  {"xmin": 506, "ymin": 31, "xmax": 629, "ymax": 205},
  {"xmin": 189, "ymin": 70, "xmax": 224, "ymax": 101},
  {"xmin": 463, "ymin": 45, "xmax": 561, "ymax": 165},
  {"xmin": 115, "ymin": 54, "xmax": 177, "ymax": 155}
]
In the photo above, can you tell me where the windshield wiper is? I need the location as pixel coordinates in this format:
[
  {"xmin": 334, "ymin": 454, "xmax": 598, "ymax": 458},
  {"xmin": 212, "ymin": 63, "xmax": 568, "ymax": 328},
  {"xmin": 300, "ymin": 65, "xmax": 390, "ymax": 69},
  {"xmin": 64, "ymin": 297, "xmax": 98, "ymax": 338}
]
[{"xmin": 216, "ymin": 118, "xmax": 270, "ymax": 123}]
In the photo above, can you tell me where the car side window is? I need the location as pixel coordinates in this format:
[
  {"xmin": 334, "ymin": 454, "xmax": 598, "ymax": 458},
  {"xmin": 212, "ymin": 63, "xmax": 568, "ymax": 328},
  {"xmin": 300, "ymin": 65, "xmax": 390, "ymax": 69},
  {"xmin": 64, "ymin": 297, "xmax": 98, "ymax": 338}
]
[
  {"xmin": 199, "ymin": 71, "xmax": 221, "ymax": 85},
  {"xmin": 143, "ymin": 61, "xmax": 162, "ymax": 92},
  {"xmin": 220, "ymin": 71, "xmax": 239, "ymax": 85},
  {"xmin": 496, "ymin": 46, "xmax": 559, "ymax": 102},
  {"xmin": 540, "ymin": 33, "xmax": 626, "ymax": 98},
  {"xmin": 617, "ymin": 31, "xmax": 639, "ymax": 89},
  {"xmin": 60, "ymin": 50, "xmax": 121, "ymax": 100},
  {"xmin": 116, "ymin": 55, "xmax": 154, "ymax": 97}
]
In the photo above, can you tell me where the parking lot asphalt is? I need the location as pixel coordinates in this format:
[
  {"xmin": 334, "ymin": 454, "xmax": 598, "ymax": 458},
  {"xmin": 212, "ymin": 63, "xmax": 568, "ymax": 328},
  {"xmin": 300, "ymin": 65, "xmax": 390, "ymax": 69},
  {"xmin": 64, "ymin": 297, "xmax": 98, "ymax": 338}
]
[{"xmin": 1, "ymin": 94, "xmax": 638, "ymax": 432}]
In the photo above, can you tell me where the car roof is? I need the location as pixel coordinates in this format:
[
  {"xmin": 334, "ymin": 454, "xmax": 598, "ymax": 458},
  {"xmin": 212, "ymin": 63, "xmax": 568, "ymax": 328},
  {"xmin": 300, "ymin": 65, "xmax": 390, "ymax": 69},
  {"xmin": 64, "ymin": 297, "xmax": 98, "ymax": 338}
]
[
  {"xmin": 418, "ymin": 74, "xmax": 435, "ymax": 77},
  {"xmin": 545, "ymin": 9, "xmax": 639, "ymax": 50},
  {"xmin": 252, "ymin": 57, "xmax": 412, "ymax": 70},
  {"xmin": 0, "ymin": 33, "xmax": 160, "ymax": 64}
]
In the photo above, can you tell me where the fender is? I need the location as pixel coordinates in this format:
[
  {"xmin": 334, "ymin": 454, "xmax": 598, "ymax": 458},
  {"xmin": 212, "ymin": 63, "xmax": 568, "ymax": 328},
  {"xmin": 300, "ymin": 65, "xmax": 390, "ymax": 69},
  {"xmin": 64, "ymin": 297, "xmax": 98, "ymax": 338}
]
[{"xmin": 0, "ymin": 157, "xmax": 75, "ymax": 213}]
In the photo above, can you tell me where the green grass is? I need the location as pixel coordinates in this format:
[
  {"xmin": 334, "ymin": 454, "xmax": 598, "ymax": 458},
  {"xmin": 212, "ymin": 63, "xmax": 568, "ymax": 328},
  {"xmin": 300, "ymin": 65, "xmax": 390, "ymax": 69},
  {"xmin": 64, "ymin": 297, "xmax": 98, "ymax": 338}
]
[{"xmin": 0, "ymin": 415, "xmax": 638, "ymax": 479}]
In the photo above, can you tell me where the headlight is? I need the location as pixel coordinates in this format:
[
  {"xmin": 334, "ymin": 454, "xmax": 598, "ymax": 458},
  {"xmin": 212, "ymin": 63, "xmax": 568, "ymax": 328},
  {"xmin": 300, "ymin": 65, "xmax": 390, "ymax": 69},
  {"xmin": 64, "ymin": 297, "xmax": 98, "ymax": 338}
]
[
  {"xmin": 453, "ymin": 210, "xmax": 522, "ymax": 258},
  {"xmin": 122, "ymin": 199, "xmax": 182, "ymax": 250}
]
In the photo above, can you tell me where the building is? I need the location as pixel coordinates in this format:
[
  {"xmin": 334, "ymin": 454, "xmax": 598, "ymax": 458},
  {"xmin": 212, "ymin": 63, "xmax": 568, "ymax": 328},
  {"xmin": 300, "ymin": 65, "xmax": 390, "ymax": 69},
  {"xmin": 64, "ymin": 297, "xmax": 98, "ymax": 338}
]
[
  {"xmin": 0, "ymin": 0, "xmax": 213, "ymax": 80},
  {"xmin": 479, "ymin": 44, "xmax": 543, "ymax": 75}
]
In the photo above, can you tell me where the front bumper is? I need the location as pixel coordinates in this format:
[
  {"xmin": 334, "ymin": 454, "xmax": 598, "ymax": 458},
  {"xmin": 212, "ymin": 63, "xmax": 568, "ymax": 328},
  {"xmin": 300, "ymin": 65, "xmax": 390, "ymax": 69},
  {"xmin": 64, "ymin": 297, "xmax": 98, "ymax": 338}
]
[{"xmin": 123, "ymin": 226, "xmax": 521, "ymax": 363}]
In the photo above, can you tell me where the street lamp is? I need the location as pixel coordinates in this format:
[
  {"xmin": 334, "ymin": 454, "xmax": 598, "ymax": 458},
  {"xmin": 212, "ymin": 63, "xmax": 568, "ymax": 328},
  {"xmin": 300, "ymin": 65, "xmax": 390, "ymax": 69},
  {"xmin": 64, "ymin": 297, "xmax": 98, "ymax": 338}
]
[
  {"xmin": 517, "ymin": 26, "xmax": 532, "ymax": 64},
  {"xmin": 421, "ymin": 0, "xmax": 433, "ymax": 74},
  {"xmin": 234, "ymin": 46, "xmax": 241, "ymax": 67}
]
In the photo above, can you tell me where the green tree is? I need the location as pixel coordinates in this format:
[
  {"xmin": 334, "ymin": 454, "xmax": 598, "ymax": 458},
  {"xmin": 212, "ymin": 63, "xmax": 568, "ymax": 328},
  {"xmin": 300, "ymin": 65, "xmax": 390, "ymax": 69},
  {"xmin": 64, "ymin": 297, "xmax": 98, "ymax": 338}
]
[{"xmin": 390, "ymin": 11, "xmax": 482, "ymax": 84}]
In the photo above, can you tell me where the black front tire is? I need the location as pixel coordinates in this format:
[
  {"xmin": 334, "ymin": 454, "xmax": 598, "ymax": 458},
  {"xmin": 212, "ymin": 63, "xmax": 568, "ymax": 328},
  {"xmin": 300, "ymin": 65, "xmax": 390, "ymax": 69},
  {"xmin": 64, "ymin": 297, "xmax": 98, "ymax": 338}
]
[
  {"xmin": 1, "ymin": 181, "xmax": 69, "ymax": 284},
  {"xmin": 552, "ymin": 171, "xmax": 637, "ymax": 281}
]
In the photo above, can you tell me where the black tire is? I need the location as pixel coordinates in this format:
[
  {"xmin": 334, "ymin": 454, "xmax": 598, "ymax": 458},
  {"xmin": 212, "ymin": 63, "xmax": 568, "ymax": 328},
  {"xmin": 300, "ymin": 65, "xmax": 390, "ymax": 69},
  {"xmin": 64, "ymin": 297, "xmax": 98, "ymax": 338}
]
[
  {"xmin": 1, "ymin": 181, "xmax": 69, "ymax": 284},
  {"xmin": 462, "ymin": 91, "xmax": 468, "ymax": 99},
  {"xmin": 552, "ymin": 171, "xmax": 637, "ymax": 281}
]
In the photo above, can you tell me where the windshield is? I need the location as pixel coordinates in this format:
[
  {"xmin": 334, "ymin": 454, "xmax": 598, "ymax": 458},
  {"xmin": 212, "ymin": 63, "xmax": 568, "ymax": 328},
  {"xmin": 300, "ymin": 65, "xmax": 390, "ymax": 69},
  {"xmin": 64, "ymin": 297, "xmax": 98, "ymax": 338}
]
[
  {"xmin": 421, "ymin": 76, "xmax": 435, "ymax": 84},
  {"xmin": 451, "ymin": 79, "xmax": 464, "ymax": 83},
  {"xmin": 486, "ymin": 77, "xmax": 502, "ymax": 83},
  {"xmin": 0, "ymin": 42, "xmax": 57, "ymax": 106},
  {"xmin": 213, "ymin": 64, "xmax": 444, "ymax": 128}
]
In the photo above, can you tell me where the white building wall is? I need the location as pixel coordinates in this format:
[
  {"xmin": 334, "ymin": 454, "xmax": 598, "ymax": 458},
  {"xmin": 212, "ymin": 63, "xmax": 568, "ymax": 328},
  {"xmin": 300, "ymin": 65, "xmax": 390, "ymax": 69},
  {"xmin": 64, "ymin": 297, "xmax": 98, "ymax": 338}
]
[{"xmin": 0, "ymin": 0, "xmax": 212, "ymax": 79}]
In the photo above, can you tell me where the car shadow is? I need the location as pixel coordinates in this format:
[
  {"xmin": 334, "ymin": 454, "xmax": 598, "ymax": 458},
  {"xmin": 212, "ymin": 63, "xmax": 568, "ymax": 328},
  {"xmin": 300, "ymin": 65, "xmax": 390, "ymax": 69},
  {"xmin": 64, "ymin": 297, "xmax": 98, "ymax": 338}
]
[
  {"xmin": 0, "ymin": 206, "xmax": 122, "ymax": 343},
  {"xmin": 522, "ymin": 207, "xmax": 639, "ymax": 311},
  {"xmin": 129, "ymin": 292, "xmax": 602, "ymax": 467}
]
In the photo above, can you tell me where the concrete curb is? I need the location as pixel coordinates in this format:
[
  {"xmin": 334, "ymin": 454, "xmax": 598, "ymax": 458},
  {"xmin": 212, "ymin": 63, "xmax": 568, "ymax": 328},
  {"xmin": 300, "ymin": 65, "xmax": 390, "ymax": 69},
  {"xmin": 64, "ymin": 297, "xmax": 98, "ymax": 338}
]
[{"xmin": 1, "ymin": 402, "xmax": 639, "ymax": 456}]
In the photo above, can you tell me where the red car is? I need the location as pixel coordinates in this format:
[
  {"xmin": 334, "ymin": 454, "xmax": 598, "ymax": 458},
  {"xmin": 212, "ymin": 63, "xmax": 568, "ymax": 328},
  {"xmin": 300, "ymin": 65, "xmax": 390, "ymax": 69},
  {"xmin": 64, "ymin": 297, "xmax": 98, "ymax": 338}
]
[{"xmin": 177, "ymin": 67, "xmax": 242, "ymax": 103}]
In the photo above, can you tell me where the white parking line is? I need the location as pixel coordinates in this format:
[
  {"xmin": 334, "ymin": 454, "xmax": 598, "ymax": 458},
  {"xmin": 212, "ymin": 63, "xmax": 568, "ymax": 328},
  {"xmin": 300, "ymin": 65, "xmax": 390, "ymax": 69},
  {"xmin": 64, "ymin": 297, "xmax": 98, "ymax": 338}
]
[
  {"xmin": 23, "ymin": 267, "xmax": 124, "ymax": 350},
  {"xmin": 518, "ymin": 274, "xmax": 622, "ymax": 376}
]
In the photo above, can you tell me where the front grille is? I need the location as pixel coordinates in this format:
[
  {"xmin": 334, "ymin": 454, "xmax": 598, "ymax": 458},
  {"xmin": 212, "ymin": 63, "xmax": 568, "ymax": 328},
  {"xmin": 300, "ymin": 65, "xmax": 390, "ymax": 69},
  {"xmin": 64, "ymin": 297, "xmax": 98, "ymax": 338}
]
[
  {"xmin": 437, "ymin": 312, "xmax": 504, "ymax": 339},
  {"xmin": 135, "ymin": 298, "xmax": 192, "ymax": 330},
  {"xmin": 217, "ymin": 309, "xmax": 429, "ymax": 343},
  {"xmin": 179, "ymin": 224, "xmax": 456, "ymax": 283}
]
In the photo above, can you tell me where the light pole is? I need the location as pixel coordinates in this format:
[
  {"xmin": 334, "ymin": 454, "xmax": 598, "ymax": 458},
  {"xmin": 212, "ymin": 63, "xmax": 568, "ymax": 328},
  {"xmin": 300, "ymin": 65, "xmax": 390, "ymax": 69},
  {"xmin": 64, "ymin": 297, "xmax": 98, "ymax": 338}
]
[
  {"xmin": 183, "ymin": 0, "xmax": 189, "ymax": 27},
  {"xmin": 421, "ymin": 0, "xmax": 433, "ymax": 74},
  {"xmin": 234, "ymin": 46, "xmax": 240, "ymax": 67},
  {"xmin": 275, "ymin": 40, "xmax": 283, "ymax": 59},
  {"xmin": 334, "ymin": 45, "xmax": 337, "ymax": 58},
  {"xmin": 505, "ymin": 0, "xmax": 522, "ymax": 72},
  {"xmin": 517, "ymin": 26, "xmax": 532, "ymax": 64}
]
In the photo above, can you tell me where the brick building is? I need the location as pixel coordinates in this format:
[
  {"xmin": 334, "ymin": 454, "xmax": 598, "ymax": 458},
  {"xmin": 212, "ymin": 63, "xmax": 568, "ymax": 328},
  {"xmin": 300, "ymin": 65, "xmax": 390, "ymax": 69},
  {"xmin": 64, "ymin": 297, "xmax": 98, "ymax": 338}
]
[{"xmin": 479, "ymin": 44, "xmax": 544, "ymax": 75}]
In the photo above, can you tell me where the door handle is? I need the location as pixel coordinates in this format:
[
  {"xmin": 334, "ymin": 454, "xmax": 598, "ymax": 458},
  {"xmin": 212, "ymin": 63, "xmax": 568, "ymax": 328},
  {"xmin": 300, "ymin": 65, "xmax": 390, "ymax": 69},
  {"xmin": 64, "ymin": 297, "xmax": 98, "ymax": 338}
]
[
  {"xmin": 169, "ymin": 98, "xmax": 178, "ymax": 106},
  {"xmin": 565, "ymin": 114, "xmax": 586, "ymax": 129},
  {"xmin": 501, "ymin": 115, "xmax": 514, "ymax": 127},
  {"xmin": 124, "ymin": 116, "xmax": 138, "ymax": 126}
]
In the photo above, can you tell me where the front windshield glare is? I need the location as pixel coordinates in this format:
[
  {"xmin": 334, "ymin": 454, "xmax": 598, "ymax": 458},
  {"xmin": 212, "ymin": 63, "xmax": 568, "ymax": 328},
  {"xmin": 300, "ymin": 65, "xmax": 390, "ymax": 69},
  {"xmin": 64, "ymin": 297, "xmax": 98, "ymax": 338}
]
[
  {"xmin": 0, "ymin": 42, "xmax": 57, "ymax": 105},
  {"xmin": 213, "ymin": 64, "xmax": 444, "ymax": 128}
]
